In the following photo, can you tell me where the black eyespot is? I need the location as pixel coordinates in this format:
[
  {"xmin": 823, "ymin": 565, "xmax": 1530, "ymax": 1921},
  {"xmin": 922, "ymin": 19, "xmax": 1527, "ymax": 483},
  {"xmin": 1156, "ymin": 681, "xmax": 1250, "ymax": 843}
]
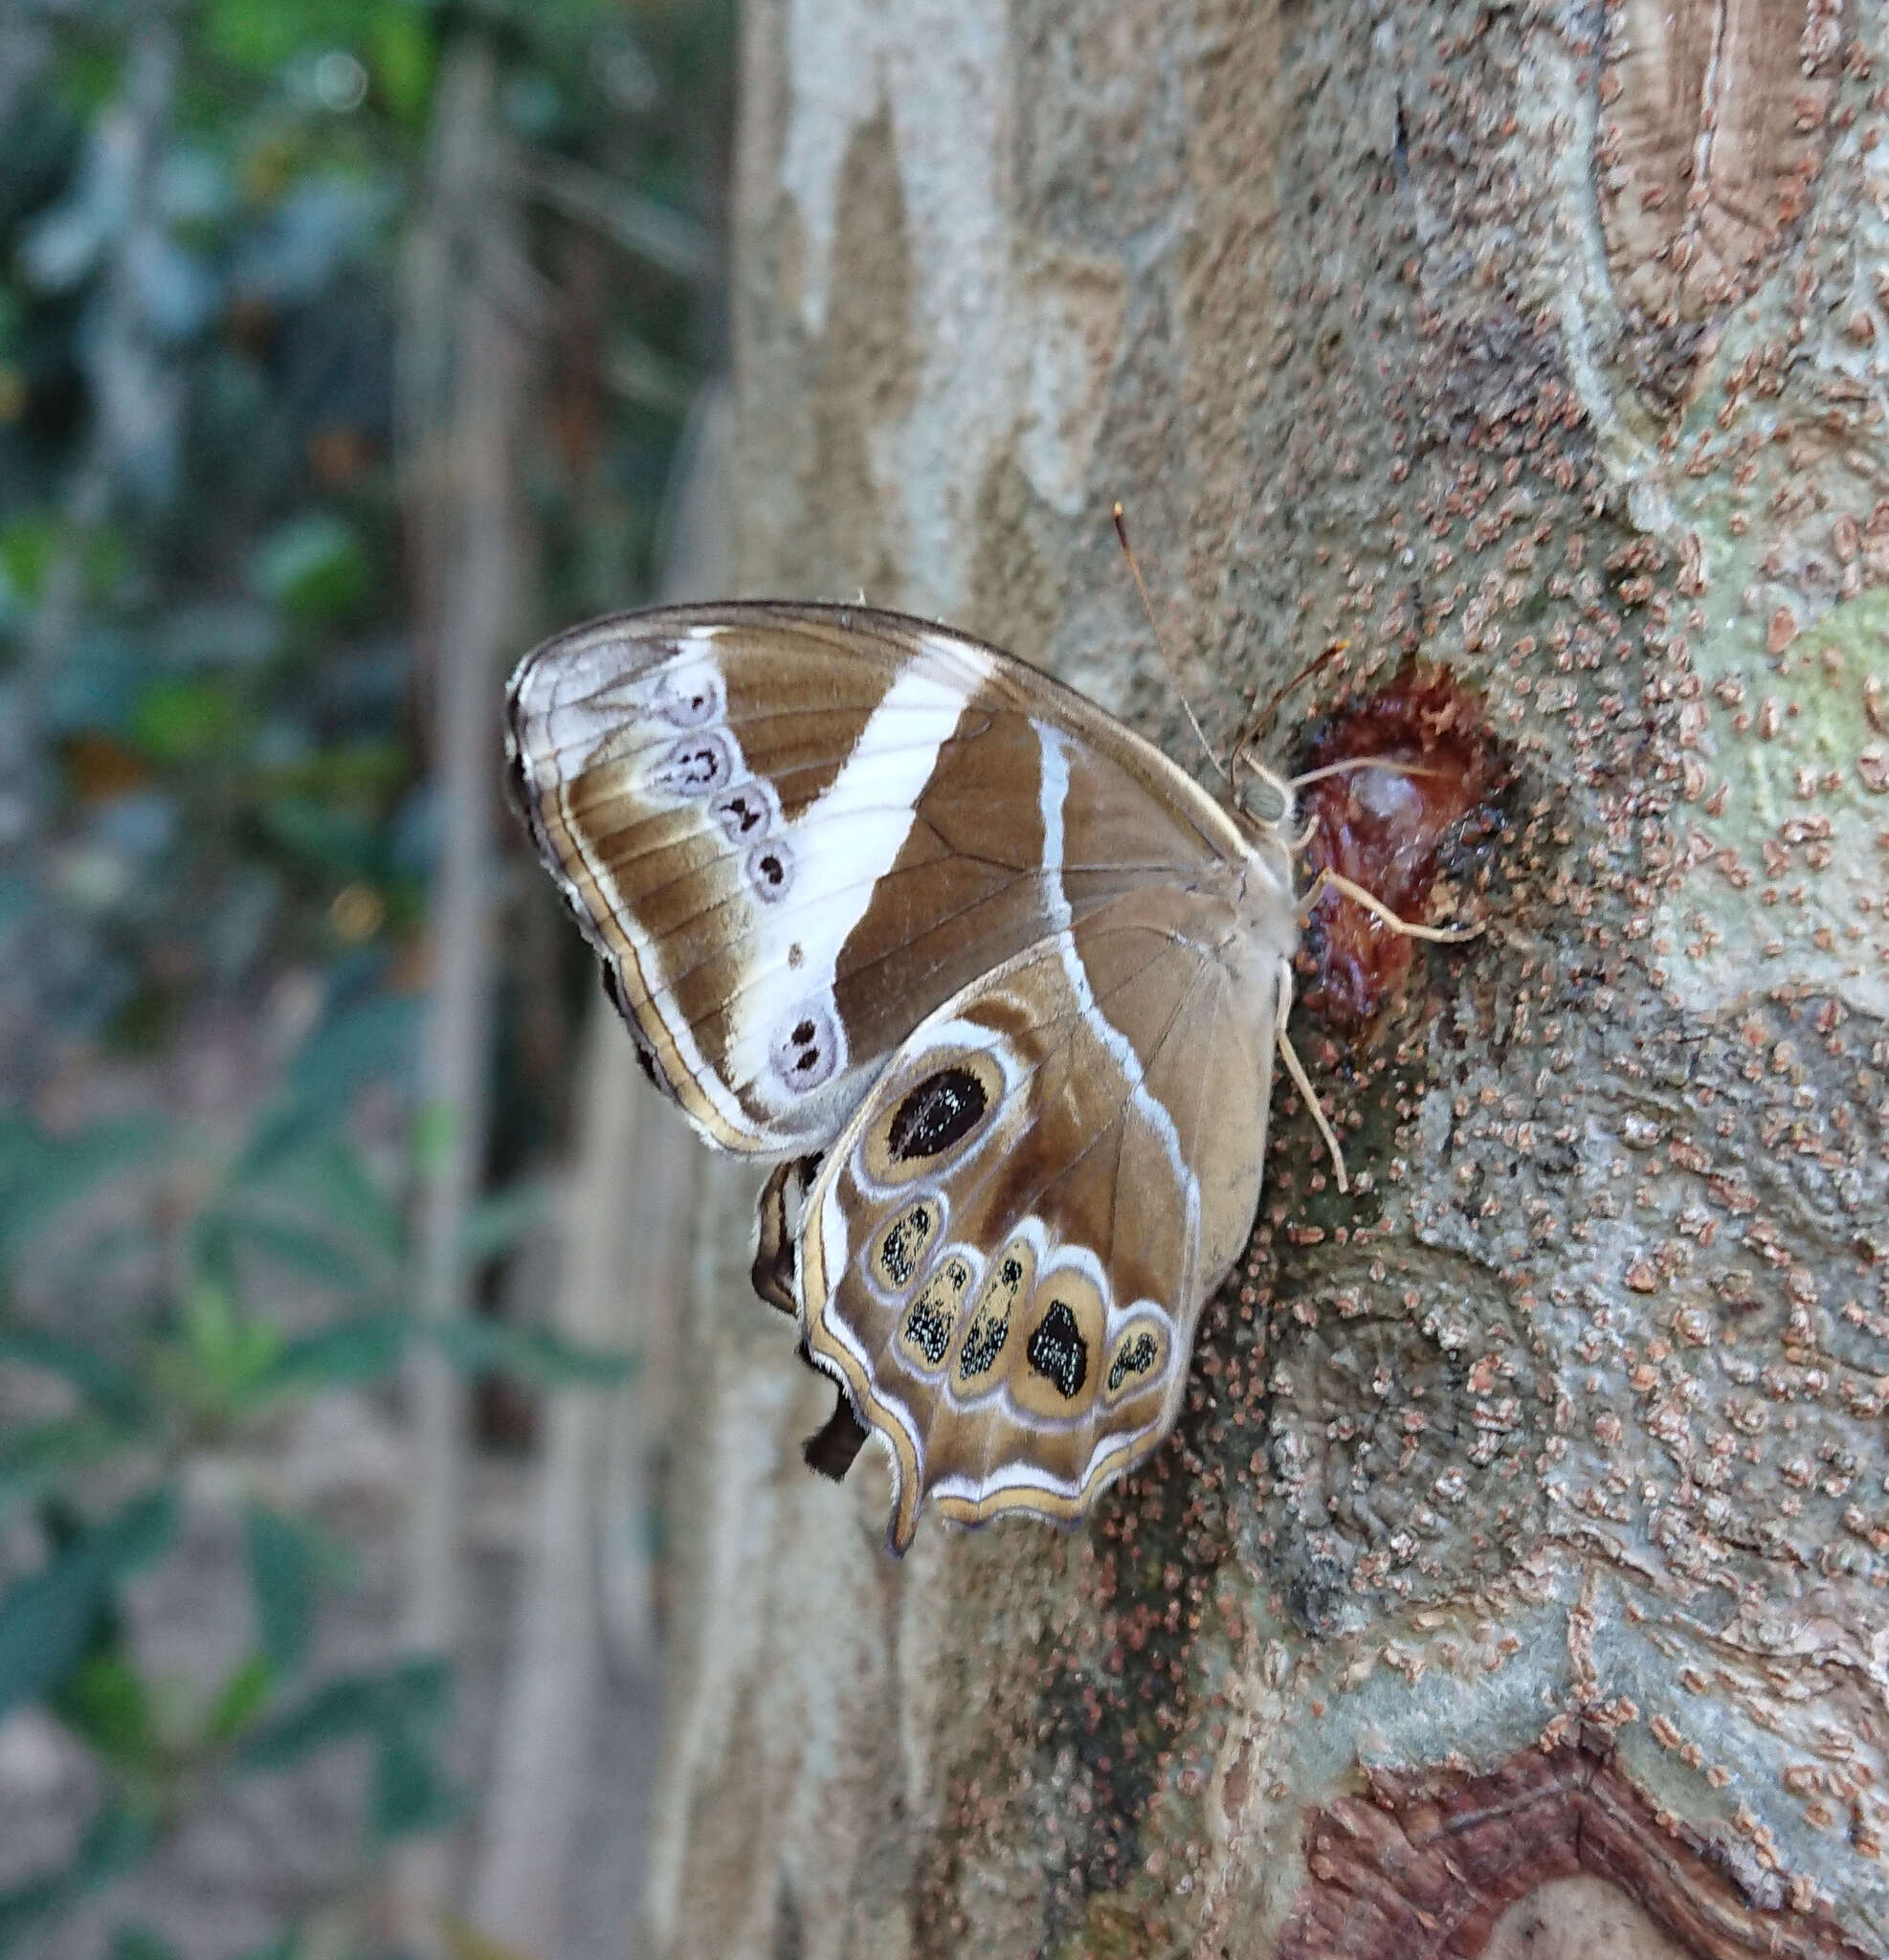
[
  {"xmin": 1027, "ymin": 1301, "xmax": 1088, "ymax": 1400},
  {"xmin": 652, "ymin": 730, "xmax": 735, "ymax": 798},
  {"xmin": 745, "ymin": 837, "xmax": 794, "ymax": 902},
  {"xmin": 876, "ymin": 1205, "xmax": 934, "ymax": 1289},
  {"xmin": 888, "ymin": 1066, "xmax": 989, "ymax": 1163},
  {"xmin": 957, "ymin": 1309, "xmax": 1009, "ymax": 1379},
  {"xmin": 1106, "ymin": 1330, "xmax": 1159, "ymax": 1393},
  {"xmin": 712, "ymin": 787, "xmax": 770, "ymax": 840},
  {"xmin": 903, "ymin": 1297, "xmax": 946, "ymax": 1364},
  {"xmin": 792, "ymin": 1018, "xmax": 814, "ymax": 1044},
  {"xmin": 900, "ymin": 1256, "xmax": 969, "ymax": 1368}
]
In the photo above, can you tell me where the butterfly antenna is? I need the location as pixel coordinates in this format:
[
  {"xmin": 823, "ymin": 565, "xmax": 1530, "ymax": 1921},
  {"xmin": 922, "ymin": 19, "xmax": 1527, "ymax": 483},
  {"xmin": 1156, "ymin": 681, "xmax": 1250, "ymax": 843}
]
[
  {"xmin": 1253, "ymin": 639, "xmax": 1347, "ymax": 737},
  {"xmin": 1112, "ymin": 501, "xmax": 1228, "ymax": 783}
]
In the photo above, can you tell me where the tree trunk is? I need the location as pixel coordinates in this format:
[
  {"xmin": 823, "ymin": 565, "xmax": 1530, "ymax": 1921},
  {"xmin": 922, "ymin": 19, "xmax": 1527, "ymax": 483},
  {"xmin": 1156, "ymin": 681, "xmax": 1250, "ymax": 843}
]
[{"xmin": 648, "ymin": 4, "xmax": 1889, "ymax": 1954}]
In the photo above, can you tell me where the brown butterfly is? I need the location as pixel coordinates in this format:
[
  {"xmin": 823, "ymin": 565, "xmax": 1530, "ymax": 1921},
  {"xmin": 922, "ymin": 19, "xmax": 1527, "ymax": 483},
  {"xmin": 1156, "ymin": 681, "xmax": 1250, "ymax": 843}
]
[{"xmin": 505, "ymin": 603, "xmax": 1475, "ymax": 1551}]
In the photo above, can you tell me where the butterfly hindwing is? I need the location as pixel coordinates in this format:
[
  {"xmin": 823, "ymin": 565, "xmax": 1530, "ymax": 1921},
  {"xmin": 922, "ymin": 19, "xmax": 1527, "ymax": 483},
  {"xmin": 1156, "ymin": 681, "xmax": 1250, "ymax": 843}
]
[{"xmin": 800, "ymin": 886, "xmax": 1281, "ymax": 1551}]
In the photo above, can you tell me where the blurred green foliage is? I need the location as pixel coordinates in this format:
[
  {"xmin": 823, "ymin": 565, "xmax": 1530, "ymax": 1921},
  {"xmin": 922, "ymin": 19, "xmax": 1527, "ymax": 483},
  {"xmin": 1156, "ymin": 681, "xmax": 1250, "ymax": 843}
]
[
  {"xmin": 0, "ymin": 0, "xmax": 728, "ymax": 1060},
  {"xmin": 0, "ymin": 0, "xmax": 730, "ymax": 1949},
  {"xmin": 0, "ymin": 1001, "xmax": 631, "ymax": 1955}
]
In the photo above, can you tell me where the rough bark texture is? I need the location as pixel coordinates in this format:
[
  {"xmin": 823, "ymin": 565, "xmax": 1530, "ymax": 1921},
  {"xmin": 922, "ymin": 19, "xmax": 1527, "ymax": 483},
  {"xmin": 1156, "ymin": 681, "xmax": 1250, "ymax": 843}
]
[{"xmin": 647, "ymin": 3, "xmax": 1889, "ymax": 1954}]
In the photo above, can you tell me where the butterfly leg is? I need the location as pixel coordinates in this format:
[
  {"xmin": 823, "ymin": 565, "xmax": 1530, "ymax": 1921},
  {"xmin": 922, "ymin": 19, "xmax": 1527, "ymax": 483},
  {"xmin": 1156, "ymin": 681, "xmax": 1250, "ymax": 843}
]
[
  {"xmin": 1272, "ymin": 956, "xmax": 1351, "ymax": 1194},
  {"xmin": 1297, "ymin": 866, "xmax": 1483, "ymax": 942}
]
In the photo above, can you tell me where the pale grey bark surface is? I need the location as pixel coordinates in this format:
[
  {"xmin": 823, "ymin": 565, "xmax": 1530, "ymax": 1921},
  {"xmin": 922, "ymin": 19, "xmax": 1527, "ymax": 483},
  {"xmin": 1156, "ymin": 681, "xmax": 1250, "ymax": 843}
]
[{"xmin": 645, "ymin": 4, "xmax": 1889, "ymax": 1955}]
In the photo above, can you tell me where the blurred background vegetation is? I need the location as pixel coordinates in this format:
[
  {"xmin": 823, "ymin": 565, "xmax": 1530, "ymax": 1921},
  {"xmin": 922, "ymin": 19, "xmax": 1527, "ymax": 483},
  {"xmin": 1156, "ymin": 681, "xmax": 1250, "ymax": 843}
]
[{"xmin": 0, "ymin": 0, "xmax": 731, "ymax": 1952}]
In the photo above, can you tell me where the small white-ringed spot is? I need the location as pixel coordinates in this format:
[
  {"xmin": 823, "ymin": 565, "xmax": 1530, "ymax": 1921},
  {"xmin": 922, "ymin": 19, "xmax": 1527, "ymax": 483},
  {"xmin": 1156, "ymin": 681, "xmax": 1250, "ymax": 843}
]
[
  {"xmin": 710, "ymin": 778, "xmax": 779, "ymax": 845},
  {"xmin": 768, "ymin": 998, "xmax": 840, "ymax": 1094},
  {"xmin": 651, "ymin": 659, "xmax": 723, "ymax": 727},
  {"xmin": 650, "ymin": 728, "xmax": 737, "ymax": 798},
  {"xmin": 744, "ymin": 835, "xmax": 795, "ymax": 902}
]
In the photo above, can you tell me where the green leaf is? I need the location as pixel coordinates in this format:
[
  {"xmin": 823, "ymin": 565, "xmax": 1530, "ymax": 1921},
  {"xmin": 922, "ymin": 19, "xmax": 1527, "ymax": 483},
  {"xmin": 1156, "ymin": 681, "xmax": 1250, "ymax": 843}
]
[
  {"xmin": 262, "ymin": 1310, "xmax": 411, "ymax": 1393},
  {"xmin": 456, "ymin": 1181, "xmax": 544, "ymax": 1272},
  {"xmin": 214, "ymin": 1212, "xmax": 375, "ymax": 1298},
  {"xmin": 434, "ymin": 1316, "xmax": 633, "ymax": 1390},
  {"xmin": 0, "ymin": 1325, "xmax": 146, "ymax": 1424},
  {"xmin": 370, "ymin": 4, "xmax": 435, "ymax": 122},
  {"xmin": 235, "ymin": 1656, "xmax": 449, "ymax": 1774},
  {"xmin": 0, "ymin": 512, "xmax": 57, "ymax": 608},
  {"xmin": 277, "ymin": 1136, "xmax": 402, "ymax": 1258},
  {"xmin": 0, "ymin": 1488, "xmax": 177, "ymax": 1725},
  {"xmin": 233, "ymin": 1931, "xmax": 300, "ymax": 1960},
  {"xmin": 241, "ymin": 996, "xmax": 418, "ymax": 1174},
  {"xmin": 255, "ymin": 796, "xmax": 382, "ymax": 880},
  {"xmin": 0, "ymin": 1114, "xmax": 162, "ymax": 1259},
  {"xmin": 110, "ymin": 1925, "xmax": 183, "ymax": 1960},
  {"xmin": 0, "ymin": 1798, "xmax": 157, "ymax": 1956},
  {"xmin": 245, "ymin": 1505, "xmax": 314, "ymax": 1674},
  {"xmin": 0, "ymin": 1415, "xmax": 130, "ymax": 1515},
  {"xmin": 131, "ymin": 678, "xmax": 249, "ymax": 764},
  {"xmin": 250, "ymin": 512, "xmax": 368, "ymax": 623},
  {"xmin": 234, "ymin": 1673, "xmax": 379, "ymax": 1771},
  {"xmin": 208, "ymin": 1654, "xmax": 275, "ymax": 1745},
  {"xmin": 369, "ymin": 1719, "xmax": 462, "ymax": 1843},
  {"xmin": 176, "ymin": 1279, "xmax": 281, "ymax": 1406},
  {"xmin": 207, "ymin": 0, "xmax": 382, "ymax": 71},
  {"xmin": 49, "ymin": 1652, "xmax": 154, "ymax": 1770}
]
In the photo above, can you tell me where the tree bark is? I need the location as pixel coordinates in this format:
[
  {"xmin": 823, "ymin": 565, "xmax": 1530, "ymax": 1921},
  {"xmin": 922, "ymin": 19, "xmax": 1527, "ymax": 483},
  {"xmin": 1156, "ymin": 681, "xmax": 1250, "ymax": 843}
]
[{"xmin": 650, "ymin": 4, "xmax": 1889, "ymax": 1954}]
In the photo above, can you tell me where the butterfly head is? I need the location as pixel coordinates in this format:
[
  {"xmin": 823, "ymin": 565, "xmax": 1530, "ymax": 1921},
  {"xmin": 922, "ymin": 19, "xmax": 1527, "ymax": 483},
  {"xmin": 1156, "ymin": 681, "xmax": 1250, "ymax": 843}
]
[{"xmin": 1229, "ymin": 752, "xmax": 1296, "ymax": 834}]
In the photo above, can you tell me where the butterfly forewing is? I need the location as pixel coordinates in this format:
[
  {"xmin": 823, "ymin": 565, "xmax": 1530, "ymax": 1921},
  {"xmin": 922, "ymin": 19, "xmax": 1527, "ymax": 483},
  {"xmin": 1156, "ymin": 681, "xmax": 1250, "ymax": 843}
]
[{"xmin": 506, "ymin": 604, "xmax": 1254, "ymax": 1157}]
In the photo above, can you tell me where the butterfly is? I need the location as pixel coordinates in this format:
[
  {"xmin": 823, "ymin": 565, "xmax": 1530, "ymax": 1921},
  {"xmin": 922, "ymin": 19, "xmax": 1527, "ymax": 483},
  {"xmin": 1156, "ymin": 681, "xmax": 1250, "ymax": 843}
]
[{"xmin": 504, "ymin": 601, "xmax": 1477, "ymax": 1552}]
